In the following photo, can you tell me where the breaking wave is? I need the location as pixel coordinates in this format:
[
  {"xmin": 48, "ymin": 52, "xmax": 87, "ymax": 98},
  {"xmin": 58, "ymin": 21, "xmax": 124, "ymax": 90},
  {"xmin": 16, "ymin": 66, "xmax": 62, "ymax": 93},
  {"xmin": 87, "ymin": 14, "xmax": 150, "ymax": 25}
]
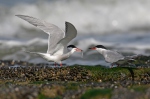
[{"xmin": 0, "ymin": 0, "xmax": 150, "ymax": 66}]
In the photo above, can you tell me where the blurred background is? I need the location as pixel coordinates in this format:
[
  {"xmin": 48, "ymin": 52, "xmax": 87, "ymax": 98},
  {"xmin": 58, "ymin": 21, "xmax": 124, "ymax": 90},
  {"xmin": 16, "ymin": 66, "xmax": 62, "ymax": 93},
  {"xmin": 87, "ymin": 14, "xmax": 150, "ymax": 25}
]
[{"xmin": 0, "ymin": 0, "xmax": 150, "ymax": 66}]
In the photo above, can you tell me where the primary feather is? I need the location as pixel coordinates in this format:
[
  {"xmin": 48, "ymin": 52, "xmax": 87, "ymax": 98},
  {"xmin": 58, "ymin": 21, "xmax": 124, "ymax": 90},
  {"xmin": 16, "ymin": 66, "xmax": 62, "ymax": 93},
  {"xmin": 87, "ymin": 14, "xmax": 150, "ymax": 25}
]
[{"xmin": 16, "ymin": 15, "xmax": 64, "ymax": 55}]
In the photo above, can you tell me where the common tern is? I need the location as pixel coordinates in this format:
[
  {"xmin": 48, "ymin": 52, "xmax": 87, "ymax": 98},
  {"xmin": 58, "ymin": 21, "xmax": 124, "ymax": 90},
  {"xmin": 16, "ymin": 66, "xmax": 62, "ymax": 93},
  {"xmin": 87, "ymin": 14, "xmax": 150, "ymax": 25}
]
[
  {"xmin": 89, "ymin": 45, "xmax": 124, "ymax": 66},
  {"xmin": 16, "ymin": 15, "xmax": 82, "ymax": 66}
]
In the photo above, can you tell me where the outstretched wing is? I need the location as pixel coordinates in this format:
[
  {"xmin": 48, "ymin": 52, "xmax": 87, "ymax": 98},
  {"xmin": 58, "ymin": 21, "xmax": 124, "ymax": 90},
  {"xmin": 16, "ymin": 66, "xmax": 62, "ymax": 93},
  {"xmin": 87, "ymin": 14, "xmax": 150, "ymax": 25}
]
[
  {"xmin": 16, "ymin": 15, "xmax": 64, "ymax": 54},
  {"xmin": 52, "ymin": 22, "xmax": 77, "ymax": 55}
]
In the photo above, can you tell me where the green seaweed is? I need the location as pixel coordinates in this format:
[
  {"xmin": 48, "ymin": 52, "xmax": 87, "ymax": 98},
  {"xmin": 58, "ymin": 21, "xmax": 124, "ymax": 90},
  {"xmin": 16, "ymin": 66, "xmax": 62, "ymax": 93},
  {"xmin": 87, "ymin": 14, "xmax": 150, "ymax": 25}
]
[
  {"xmin": 65, "ymin": 82, "xmax": 79, "ymax": 90},
  {"xmin": 38, "ymin": 94, "xmax": 48, "ymax": 99},
  {"xmin": 130, "ymin": 85, "xmax": 149, "ymax": 92},
  {"xmin": 81, "ymin": 88, "xmax": 112, "ymax": 99}
]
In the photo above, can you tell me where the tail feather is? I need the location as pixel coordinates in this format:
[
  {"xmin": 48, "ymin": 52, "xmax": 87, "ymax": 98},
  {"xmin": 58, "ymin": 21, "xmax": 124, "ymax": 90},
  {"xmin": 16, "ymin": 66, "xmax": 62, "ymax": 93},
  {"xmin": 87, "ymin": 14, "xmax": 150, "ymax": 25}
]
[
  {"xmin": 25, "ymin": 51, "xmax": 37, "ymax": 54},
  {"xmin": 24, "ymin": 50, "xmax": 46, "ymax": 58},
  {"xmin": 23, "ymin": 50, "xmax": 40, "ymax": 54}
]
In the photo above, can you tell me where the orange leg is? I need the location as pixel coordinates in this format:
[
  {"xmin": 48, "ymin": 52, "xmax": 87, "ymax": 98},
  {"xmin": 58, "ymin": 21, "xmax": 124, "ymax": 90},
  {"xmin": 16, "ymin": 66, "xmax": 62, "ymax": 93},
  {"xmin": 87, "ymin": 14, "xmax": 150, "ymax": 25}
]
[
  {"xmin": 110, "ymin": 63, "xmax": 115, "ymax": 68},
  {"xmin": 60, "ymin": 63, "xmax": 62, "ymax": 66}
]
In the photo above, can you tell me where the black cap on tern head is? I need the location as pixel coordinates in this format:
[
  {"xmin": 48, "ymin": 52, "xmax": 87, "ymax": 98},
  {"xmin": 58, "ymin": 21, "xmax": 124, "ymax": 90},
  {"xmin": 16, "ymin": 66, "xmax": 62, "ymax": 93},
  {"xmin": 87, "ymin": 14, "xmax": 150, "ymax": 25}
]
[
  {"xmin": 67, "ymin": 45, "xmax": 76, "ymax": 48},
  {"xmin": 95, "ymin": 45, "xmax": 107, "ymax": 49}
]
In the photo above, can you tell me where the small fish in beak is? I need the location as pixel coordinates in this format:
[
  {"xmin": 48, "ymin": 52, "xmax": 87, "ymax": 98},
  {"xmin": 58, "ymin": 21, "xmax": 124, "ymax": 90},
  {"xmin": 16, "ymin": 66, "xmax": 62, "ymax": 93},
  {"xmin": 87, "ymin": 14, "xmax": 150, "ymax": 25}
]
[
  {"xmin": 81, "ymin": 51, "xmax": 84, "ymax": 58},
  {"xmin": 75, "ymin": 48, "xmax": 83, "ymax": 58}
]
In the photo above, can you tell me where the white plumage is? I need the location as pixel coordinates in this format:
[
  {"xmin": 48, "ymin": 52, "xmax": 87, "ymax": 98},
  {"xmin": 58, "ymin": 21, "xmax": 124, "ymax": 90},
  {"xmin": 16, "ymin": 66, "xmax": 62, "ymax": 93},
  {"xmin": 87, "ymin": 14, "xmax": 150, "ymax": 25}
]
[
  {"xmin": 89, "ymin": 45, "xmax": 124, "ymax": 65},
  {"xmin": 16, "ymin": 15, "xmax": 82, "ymax": 66}
]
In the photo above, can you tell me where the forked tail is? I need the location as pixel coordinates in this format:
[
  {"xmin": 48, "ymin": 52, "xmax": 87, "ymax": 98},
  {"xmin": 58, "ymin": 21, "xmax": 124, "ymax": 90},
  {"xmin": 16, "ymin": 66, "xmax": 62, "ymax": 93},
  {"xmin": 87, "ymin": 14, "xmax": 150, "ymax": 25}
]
[
  {"xmin": 23, "ymin": 50, "xmax": 47, "ymax": 59},
  {"xmin": 23, "ymin": 50, "xmax": 40, "ymax": 55}
]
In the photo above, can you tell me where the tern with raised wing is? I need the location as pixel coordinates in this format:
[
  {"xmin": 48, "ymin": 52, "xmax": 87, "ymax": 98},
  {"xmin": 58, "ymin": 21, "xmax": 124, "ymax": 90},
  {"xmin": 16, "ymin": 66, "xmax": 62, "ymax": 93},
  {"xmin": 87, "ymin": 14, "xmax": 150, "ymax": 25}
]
[
  {"xmin": 16, "ymin": 15, "xmax": 82, "ymax": 66},
  {"xmin": 89, "ymin": 45, "xmax": 124, "ymax": 66}
]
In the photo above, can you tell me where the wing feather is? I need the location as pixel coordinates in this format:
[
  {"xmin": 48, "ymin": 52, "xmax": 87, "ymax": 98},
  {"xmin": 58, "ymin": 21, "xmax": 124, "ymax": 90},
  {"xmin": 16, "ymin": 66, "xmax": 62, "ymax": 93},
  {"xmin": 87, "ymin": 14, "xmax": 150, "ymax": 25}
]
[
  {"xmin": 52, "ymin": 22, "xmax": 77, "ymax": 55},
  {"xmin": 16, "ymin": 15, "xmax": 64, "ymax": 54},
  {"xmin": 104, "ymin": 50, "xmax": 124, "ymax": 63}
]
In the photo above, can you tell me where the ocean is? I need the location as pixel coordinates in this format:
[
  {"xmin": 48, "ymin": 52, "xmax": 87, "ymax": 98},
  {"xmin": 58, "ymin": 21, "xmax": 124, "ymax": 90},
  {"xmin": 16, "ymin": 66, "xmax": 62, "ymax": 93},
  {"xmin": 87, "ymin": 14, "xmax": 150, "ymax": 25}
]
[{"xmin": 0, "ymin": 0, "xmax": 150, "ymax": 66}]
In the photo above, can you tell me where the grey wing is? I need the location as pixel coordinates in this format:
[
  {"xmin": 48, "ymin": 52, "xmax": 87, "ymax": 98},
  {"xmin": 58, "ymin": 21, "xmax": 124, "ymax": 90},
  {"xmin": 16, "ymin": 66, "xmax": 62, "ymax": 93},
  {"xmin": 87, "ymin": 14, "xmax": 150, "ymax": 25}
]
[
  {"xmin": 16, "ymin": 15, "xmax": 64, "ymax": 54},
  {"xmin": 52, "ymin": 22, "xmax": 77, "ymax": 55},
  {"xmin": 59, "ymin": 22, "xmax": 77, "ymax": 45},
  {"xmin": 104, "ymin": 51, "xmax": 124, "ymax": 63}
]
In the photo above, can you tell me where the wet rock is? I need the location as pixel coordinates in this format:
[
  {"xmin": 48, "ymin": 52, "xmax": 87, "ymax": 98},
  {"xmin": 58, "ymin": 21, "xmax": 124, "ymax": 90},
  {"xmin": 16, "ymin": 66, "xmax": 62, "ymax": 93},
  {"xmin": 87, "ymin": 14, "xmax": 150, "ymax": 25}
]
[{"xmin": 0, "ymin": 85, "xmax": 39, "ymax": 99}]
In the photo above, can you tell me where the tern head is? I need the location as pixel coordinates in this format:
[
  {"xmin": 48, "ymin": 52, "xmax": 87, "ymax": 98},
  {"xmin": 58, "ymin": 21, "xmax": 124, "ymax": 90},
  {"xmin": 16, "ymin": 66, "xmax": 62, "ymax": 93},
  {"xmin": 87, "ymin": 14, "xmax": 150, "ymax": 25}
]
[
  {"xmin": 67, "ymin": 45, "xmax": 82, "ymax": 52},
  {"xmin": 89, "ymin": 45, "xmax": 107, "ymax": 50}
]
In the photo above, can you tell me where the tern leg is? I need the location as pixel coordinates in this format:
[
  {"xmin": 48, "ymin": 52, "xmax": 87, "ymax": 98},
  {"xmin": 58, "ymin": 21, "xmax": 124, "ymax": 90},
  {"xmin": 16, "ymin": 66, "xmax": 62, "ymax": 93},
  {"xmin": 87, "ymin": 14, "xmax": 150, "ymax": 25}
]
[
  {"xmin": 60, "ymin": 62, "xmax": 62, "ymax": 67},
  {"xmin": 111, "ymin": 63, "xmax": 115, "ymax": 68},
  {"xmin": 54, "ymin": 62, "xmax": 57, "ymax": 66}
]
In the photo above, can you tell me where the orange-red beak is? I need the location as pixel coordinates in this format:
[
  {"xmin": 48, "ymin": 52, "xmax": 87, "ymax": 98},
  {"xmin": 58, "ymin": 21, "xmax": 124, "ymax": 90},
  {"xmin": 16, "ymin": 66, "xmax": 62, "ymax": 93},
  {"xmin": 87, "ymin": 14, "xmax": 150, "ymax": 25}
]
[
  {"xmin": 89, "ymin": 47, "xmax": 96, "ymax": 50},
  {"xmin": 75, "ymin": 48, "xmax": 82, "ymax": 52}
]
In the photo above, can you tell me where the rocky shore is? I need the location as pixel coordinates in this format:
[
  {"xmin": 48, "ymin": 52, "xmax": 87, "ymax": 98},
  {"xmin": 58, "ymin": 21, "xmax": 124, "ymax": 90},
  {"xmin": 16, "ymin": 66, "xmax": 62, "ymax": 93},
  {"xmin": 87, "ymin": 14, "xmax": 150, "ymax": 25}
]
[{"xmin": 0, "ymin": 55, "xmax": 149, "ymax": 99}]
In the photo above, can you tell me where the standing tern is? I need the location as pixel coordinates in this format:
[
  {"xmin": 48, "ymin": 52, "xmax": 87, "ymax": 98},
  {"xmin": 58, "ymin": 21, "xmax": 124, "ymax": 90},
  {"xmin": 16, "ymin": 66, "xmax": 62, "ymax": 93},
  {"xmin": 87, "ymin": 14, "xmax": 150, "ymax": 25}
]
[
  {"xmin": 16, "ymin": 15, "xmax": 82, "ymax": 66},
  {"xmin": 89, "ymin": 45, "xmax": 124, "ymax": 66}
]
